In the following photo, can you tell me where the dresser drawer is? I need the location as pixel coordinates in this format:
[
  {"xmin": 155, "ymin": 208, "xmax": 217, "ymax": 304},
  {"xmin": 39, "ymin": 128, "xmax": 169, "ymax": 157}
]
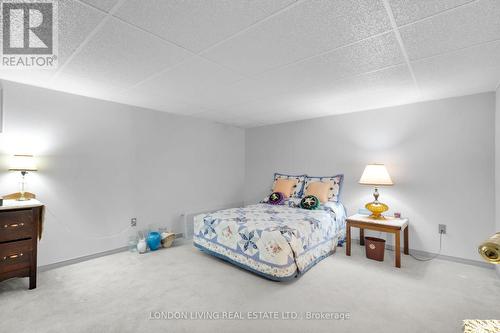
[
  {"xmin": 0, "ymin": 210, "xmax": 34, "ymax": 243},
  {"xmin": 0, "ymin": 239, "xmax": 32, "ymax": 274}
]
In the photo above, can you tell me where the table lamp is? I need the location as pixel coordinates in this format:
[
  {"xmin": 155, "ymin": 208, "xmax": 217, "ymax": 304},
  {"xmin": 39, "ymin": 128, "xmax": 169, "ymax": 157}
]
[
  {"xmin": 359, "ymin": 163, "xmax": 393, "ymax": 219},
  {"xmin": 9, "ymin": 154, "xmax": 37, "ymax": 201}
]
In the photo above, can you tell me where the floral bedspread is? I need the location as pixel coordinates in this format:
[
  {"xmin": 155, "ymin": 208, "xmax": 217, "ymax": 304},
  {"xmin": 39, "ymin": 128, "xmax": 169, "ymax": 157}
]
[{"xmin": 193, "ymin": 203, "xmax": 345, "ymax": 281}]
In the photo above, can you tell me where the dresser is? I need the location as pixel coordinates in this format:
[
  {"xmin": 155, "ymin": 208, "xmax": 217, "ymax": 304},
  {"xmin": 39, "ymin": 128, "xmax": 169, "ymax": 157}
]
[{"xmin": 0, "ymin": 200, "xmax": 44, "ymax": 289}]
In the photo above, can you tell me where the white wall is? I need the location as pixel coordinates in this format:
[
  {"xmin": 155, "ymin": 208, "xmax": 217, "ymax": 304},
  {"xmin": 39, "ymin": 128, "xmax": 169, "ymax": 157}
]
[
  {"xmin": 496, "ymin": 86, "xmax": 500, "ymax": 276},
  {"xmin": 1, "ymin": 80, "xmax": 495, "ymax": 267},
  {"xmin": 246, "ymin": 93, "xmax": 495, "ymax": 262},
  {"xmin": 0, "ymin": 81, "xmax": 245, "ymax": 266}
]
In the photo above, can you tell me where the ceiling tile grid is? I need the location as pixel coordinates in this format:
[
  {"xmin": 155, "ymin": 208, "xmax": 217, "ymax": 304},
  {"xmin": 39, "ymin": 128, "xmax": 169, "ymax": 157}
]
[
  {"xmin": 202, "ymin": 65, "xmax": 419, "ymax": 127},
  {"xmin": 125, "ymin": 56, "xmax": 246, "ymax": 104},
  {"xmin": 114, "ymin": 0, "xmax": 298, "ymax": 52},
  {"xmin": 184, "ymin": 31, "xmax": 407, "ymax": 112},
  {"xmin": 0, "ymin": 0, "xmax": 499, "ymax": 127},
  {"xmin": 201, "ymin": 0, "xmax": 392, "ymax": 75},
  {"xmin": 399, "ymin": 0, "xmax": 500, "ymax": 61},
  {"xmin": 79, "ymin": 0, "xmax": 121, "ymax": 12},
  {"xmin": 53, "ymin": 17, "xmax": 192, "ymax": 94},
  {"xmin": 58, "ymin": 0, "xmax": 108, "ymax": 64},
  {"xmin": 412, "ymin": 39, "xmax": 500, "ymax": 99},
  {"xmin": 240, "ymin": 32, "xmax": 406, "ymax": 98},
  {"xmin": 388, "ymin": 0, "xmax": 476, "ymax": 26}
]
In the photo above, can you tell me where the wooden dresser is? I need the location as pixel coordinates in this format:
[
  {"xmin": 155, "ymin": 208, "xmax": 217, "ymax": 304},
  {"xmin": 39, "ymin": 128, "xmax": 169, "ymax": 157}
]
[{"xmin": 0, "ymin": 200, "xmax": 44, "ymax": 289}]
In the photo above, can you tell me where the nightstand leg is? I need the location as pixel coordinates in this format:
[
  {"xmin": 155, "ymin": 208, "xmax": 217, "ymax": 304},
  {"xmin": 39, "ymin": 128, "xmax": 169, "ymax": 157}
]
[
  {"xmin": 359, "ymin": 228, "xmax": 365, "ymax": 245},
  {"xmin": 404, "ymin": 227, "xmax": 409, "ymax": 255},
  {"xmin": 395, "ymin": 231, "xmax": 401, "ymax": 268},
  {"xmin": 346, "ymin": 224, "xmax": 351, "ymax": 256},
  {"xmin": 29, "ymin": 271, "xmax": 37, "ymax": 290}
]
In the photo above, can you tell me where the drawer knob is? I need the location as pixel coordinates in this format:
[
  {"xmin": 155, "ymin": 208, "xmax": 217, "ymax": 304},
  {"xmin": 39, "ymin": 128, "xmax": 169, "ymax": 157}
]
[
  {"xmin": 3, "ymin": 223, "xmax": 25, "ymax": 228},
  {"xmin": 2, "ymin": 253, "xmax": 24, "ymax": 260}
]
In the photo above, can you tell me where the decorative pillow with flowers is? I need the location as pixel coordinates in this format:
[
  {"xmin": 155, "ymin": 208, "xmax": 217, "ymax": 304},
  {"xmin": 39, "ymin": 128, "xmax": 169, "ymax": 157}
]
[
  {"xmin": 271, "ymin": 173, "xmax": 307, "ymax": 198},
  {"xmin": 303, "ymin": 174, "xmax": 344, "ymax": 203}
]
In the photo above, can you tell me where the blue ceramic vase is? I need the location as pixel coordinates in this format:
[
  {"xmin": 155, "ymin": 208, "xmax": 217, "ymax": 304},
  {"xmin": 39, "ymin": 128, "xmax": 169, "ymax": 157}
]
[{"xmin": 146, "ymin": 232, "xmax": 162, "ymax": 251}]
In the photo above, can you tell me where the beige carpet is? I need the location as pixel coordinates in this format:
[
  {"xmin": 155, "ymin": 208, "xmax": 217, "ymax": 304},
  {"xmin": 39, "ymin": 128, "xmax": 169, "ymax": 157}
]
[{"xmin": 0, "ymin": 240, "xmax": 499, "ymax": 333}]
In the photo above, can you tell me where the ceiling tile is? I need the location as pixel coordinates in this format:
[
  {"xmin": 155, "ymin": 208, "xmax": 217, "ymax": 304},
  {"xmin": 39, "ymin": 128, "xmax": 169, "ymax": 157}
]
[
  {"xmin": 47, "ymin": 71, "xmax": 128, "ymax": 102},
  {"xmin": 245, "ymin": 32, "xmax": 405, "ymax": 98},
  {"xmin": 167, "ymin": 78, "xmax": 277, "ymax": 110},
  {"xmin": 58, "ymin": 0, "xmax": 106, "ymax": 64},
  {"xmin": 0, "ymin": 0, "xmax": 104, "ymax": 88},
  {"xmin": 115, "ymin": 0, "xmax": 297, "ymax": 52},
  {"xmin": 202, "ymin": 0, "xmax": 392, "ymax": 76},
  {"xmin": 388, "ymin": 0, "xmax": 475, "ymax": 26},
  {"xmin": 126, "ymin": 56, "xmax": 245, "ymax": 104},
  {"xmin": 413, "ymin": 40, "xmax": 500, "ymax": 99},
  {"xmin": 185, "ymin": 32, "xmax": 405, "ymax": 111},
  {"xmin": 400, "ymin": 0, "xmax": 500, "ymax": 60},
  {"xmin": 110, "ymin": 90, "xmax": 206, "ymax": 115},
  {"xmin": 2, "ymin": 0, "xmax": 497, "ymax": 128},
  {"xmin": 79, "ymin": 0, "xmax": 120, "ymax": 12},
  {"xmin": 192, "ymin": 110, "xmax": 256, "ymax": 127},
  {"xmin": 222, "ymin": 65, "xmax": 419, "ymax": 125},
  {"xmin": 55, "ymin": 17, "xmax": 192, "ymax": 93}
]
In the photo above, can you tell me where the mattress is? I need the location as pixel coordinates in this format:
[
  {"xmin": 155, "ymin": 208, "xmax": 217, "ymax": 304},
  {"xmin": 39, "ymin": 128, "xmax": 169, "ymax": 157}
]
[{"xmin": 193, "ymin": 202, "xmax": 346, "ymax": 281}]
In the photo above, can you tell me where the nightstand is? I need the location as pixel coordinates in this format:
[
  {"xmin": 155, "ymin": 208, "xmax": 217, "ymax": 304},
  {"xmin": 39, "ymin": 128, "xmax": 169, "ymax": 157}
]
[
  {"xmin": 0, "ymin": 199, "xmax": 44, "ymax": 289},
  {"xmin": 346, "ymin": 214, "xmax": 409, "ymax": 268}
]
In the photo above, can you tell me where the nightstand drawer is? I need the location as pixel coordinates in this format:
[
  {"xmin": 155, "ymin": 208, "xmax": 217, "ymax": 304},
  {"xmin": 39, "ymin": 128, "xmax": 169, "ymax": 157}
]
[
  {"xmin": 0, "ymin": 210, "xmax": 34, "ymax": 242},
  {"xmin": 0, "ymin": 240, "xmax": 32, "ymax": 274}
]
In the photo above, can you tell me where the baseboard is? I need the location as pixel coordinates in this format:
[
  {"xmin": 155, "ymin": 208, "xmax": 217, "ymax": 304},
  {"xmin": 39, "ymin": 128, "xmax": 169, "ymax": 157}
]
[
  {"xmin": 39, "ymin": 233, "xmax": 185, "ymax": 272},
  {"xmin": 351, "ymin": 239, "xmax": 493, "ymax": 269},
  {"xmin": 39, "ymin": 235, "xmax": 494, "ymax": 273},
  {"xmin": 39, "ymin": 246, "xmax": 129, "ymax": 272}
]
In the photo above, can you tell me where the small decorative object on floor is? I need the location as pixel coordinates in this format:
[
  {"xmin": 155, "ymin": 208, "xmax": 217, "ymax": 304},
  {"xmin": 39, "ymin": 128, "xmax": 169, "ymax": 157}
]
[
  {"xmin": 161, "ymin": 232, "xmax": 175, "ymax": 248},
  {"xmin": 463, "ymin": 319, "xmax": 500, "ymax": 333},
  {"xmin": 137, "ymin": 236, "xmax": 147, "ymax": 254},
  {"xmin": 478, "ymin": 232, "xmax": 500, "ymax": 264},
  {"xmin": 147, "ymin": 232, "xmax": 162, "ymax": 251},
  {"xmin": 128, "ymin": 235, "xmax": 138, "ymax": 252}
]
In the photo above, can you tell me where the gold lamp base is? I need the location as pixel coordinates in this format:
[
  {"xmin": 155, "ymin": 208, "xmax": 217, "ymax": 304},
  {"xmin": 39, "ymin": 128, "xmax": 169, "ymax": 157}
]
[
  {"xmin": 365, "ymin": 187, "xmax": 389, "ymax": 220},
  {"xmin": 365, "ymin": 202, "xmax": 389, "ymax": 219}
]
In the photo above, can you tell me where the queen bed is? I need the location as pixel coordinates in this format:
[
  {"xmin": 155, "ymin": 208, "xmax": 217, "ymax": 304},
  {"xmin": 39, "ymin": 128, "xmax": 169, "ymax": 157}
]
[{"xmin": 193, "ymin": 173, "xmax": 346, "ymax": 281}]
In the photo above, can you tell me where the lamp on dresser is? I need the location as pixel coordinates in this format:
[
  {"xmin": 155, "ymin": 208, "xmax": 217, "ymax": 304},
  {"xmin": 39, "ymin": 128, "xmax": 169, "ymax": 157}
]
[
  {"xmin": 9, "ymin": 155, "xmax": 37, "ymax": 201},
  {"xmin": 1, "ymin": 155, "xmax": 43, "ymax": 289}
]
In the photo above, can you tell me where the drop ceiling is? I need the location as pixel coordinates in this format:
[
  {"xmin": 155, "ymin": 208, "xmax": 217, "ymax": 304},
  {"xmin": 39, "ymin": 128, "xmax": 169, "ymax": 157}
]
[{"xmin": 1, "ymin": 0, "xmax": 499, "ymax": 127}]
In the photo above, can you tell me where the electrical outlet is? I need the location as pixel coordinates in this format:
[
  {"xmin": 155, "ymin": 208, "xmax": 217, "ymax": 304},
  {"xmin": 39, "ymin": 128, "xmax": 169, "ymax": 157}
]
[
  {"xmin": 438, "ymin": 224, "xmax": 446, "ymax": 234},
  {"xmin": 131, "ymin": 218, "xmax": 137, "ymax": 227}
]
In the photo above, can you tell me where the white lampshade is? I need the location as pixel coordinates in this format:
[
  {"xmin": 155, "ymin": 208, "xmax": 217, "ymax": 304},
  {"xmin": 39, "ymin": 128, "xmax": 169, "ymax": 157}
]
[
  {"xmin": 9, "ymin": 155, "xmax": 38, "ymax": 171},
  {"xmin": 359, "ymin": 164, "xmax": 393, "ymax": 186}
]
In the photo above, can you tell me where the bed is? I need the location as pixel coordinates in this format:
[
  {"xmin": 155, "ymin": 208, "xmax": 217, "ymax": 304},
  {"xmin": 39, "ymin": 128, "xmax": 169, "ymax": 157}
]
[{"xmin": 193, "ymin": 198, "xmax": 346, "ymax": 281}]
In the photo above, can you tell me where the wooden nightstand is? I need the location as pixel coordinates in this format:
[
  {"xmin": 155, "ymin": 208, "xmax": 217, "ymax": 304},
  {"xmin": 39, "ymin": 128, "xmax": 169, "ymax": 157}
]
[
  {"xmin": 0, "ymin": 199, "xmax": 44, "ymax": 289},
  {"xmin": 346, "ymin": 214, "xmax": 409, "ymax": 268}
]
